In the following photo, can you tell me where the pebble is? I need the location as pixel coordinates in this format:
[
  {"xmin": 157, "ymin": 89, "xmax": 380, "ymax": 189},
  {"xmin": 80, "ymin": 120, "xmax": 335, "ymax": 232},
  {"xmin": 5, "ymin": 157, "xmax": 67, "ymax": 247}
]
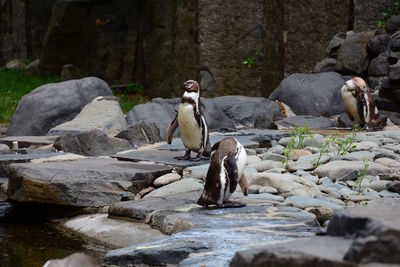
[
  {"xmin": 246, "ymin": 155, "xmax": 261, "ymax": 165},
  {"xmin": 379, "ymin": 190, "xmax": 400, "ymax": 198},
  {"xmin": 259, "ymin": 186, "xmax": 278, "ymax": 194},
  {"xmin": 153, "ymin": 173, "xmax": 181, "ymax": 187},
  {"xmin": 262, "ymin": 152, "xmax": 285, "ymax": 162},
  {"xmin": 289, "ymin": 149, "xmax": 312, "ymax": 161}
]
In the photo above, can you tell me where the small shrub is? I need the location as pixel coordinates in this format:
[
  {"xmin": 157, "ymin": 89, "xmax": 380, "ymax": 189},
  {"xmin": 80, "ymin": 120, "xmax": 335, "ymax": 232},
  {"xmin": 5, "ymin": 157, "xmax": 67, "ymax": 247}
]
[
  {"xmin": 354, "ymin": 159, "xmax": 370, "ymax": 194},
  {"xmin": 282, "ymin": 126, "xmax": 311, "ymax": 169}
]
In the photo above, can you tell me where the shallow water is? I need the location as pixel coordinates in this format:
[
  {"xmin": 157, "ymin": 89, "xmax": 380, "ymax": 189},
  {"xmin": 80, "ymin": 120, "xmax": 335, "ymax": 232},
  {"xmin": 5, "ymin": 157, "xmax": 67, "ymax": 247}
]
[{"xmin": 0, "ymin": 221, "xmax": 107, "ymax": 267}]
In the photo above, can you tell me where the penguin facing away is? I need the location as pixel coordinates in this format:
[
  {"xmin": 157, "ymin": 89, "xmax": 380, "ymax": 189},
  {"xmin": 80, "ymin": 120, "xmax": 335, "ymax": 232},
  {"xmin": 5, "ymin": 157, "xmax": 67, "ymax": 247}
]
[
  {"xmin": 166, "ymin": 80, "xmax": 211, "ymax": 161},
  {"xmin": 341, "ymin": 77, "xmax": 387, "ymax": 130},
  {"xmin": 197, "ymin": 137, "xmax": 249, "ymax": 207}
]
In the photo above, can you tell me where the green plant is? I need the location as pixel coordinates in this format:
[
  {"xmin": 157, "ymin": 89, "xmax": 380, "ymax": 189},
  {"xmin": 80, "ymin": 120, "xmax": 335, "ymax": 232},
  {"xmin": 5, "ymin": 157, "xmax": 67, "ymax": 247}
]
[
  {"xmin": 377, "ymin": 0, "xmax": 400, "ymax": 27},
  {"xmin": 330, "ymin": 127, "xmax": 359, "ymax": 157},
  {"xmin": 311, "ymin": 139, "xmax": 330, "ymax": 167},
  {"xmin": 0, "ymin": 68, "xmax": 59, "ymax": 125},
  {"xmin": 354, "ymin": 159, "xmax": 370, "ymax": 193},
  {"xmin": 282, "ymin": 126, "xmax": 311, "ymax": 169},
  {"xmin": 243, "ymin": 51, "xmax": 261, "ymax": 68}
]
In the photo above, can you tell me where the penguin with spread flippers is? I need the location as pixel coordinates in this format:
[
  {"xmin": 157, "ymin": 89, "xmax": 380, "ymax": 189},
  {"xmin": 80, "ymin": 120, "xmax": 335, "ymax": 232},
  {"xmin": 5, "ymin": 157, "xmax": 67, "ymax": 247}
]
[
  {"xmin": 197, "ymin": 137, "xmax": 249, "ymax": 207},
  {"xmin": 166, "ymin": 80, "xmax": 211, "ymax": 161},
  {"xmin": 341, "ymin": 77, "xmax": 387, "ymax": 130}
]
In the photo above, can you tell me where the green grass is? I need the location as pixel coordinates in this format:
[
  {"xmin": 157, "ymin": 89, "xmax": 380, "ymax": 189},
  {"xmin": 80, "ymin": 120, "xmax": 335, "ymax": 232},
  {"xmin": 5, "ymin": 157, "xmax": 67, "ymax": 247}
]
[{"xmin": 0, "ymin": 68, "xmax": 59, "ymax": 125}]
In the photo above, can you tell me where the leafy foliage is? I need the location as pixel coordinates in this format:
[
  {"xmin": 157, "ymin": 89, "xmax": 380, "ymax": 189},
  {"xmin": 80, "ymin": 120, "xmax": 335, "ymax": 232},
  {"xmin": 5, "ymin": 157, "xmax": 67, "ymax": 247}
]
[
  {"xmin": 0, "ymin": 68, "xmax": 59, "ymax": 125},
  {"xmin": 282, "ymin": 126, "xmax": 311, "ymax": 169},
  {"xmin": 378, "ymin": 0, "xmax": 400, "ymax": 28},
  {"xmin": 354, "ymin": 159, "xmax": 370, "ymax": 194}
]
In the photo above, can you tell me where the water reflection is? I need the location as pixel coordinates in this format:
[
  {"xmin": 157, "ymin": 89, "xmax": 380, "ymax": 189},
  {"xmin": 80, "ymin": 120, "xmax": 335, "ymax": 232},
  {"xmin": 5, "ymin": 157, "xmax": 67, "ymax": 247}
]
[{"xmin": 0, "ymin": 221, "xmax": 107, "ymax": 267}]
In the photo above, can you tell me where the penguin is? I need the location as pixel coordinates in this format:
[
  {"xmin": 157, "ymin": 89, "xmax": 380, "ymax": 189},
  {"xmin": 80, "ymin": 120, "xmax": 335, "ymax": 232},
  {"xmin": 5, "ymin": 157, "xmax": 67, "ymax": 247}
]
[
  {"xmin": 197, "ymin": 137, "xmax": 249, "ymax": 207},
  {"xmin": 341, "ymin": 77, "xmax": 387, "ymax": 130},
  {"xmin": 166, "ymin": 80, "xmax": 211, "ymax": 160}
]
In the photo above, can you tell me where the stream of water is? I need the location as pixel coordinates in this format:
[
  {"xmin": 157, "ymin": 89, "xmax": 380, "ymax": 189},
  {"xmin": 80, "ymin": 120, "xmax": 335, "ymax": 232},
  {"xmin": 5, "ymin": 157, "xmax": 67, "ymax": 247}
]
[{"xmin": 0, "ymin": 221, "xmax": 107, "ymax": 267}]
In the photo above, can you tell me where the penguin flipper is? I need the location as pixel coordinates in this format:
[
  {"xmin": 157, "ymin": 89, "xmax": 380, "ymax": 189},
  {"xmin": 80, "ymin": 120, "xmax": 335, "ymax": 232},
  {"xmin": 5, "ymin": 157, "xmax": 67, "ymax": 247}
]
[
  {"xmin": 225, "ymin": 153, "xmax": 238, "ymax": 193},
  {"xmin": 239, "ymin": 173, "xmax": 249, "ymax": 196},
  {"xmin": 345, "ymin": 108, "xmax": 354, "ymax": 121},
  {"xmin": 166, "ymin": 115, "xmax": 179, "ymax": 144}
]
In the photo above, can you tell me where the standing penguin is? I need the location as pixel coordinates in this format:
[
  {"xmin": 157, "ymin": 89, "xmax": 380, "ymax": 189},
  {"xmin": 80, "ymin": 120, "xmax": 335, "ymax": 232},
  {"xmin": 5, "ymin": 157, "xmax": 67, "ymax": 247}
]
[
  {"xmin": 341, "ymin": 77, "xmax": 387, "ymax": 130},
  {"xmin": 197, "ymin": 137, "xmax": 249, "ymax": 207},
  {"xmin": 167, "ymin": 80, "xmax": 211, "ymax": 160}
]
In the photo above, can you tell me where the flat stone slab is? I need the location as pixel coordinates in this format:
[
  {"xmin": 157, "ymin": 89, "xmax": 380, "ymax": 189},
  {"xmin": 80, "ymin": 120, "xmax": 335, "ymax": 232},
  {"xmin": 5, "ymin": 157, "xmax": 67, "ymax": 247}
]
[
  {"xmin": 158, "ymin": 133, "xmax": 260, "ymax": 151},
  {"xmin": 106, "ymin": 193, "xmax": 319, "ymax": 266},
  {"xmin": 112, "ymin": 149, "xmax": 210, "ymax": 168},
  {"xmin": 0, "ymin": 136, "xmax": 59, "ymax": 148},
  {"xmin": 0, "ymin": 152, "xmax": 64, "ymax": 177},
  {"xmin": 62, "ymin": 213, "xmax": 164, "ymax": 248},
  {"xmin": 231, "ymin": 236, "xmax": 353, "ymax": 267},
  {"xmin": 327, "ymin": 198, "xmax": 400, "ymax": 237},
  {"xmin": 7, "ymin": 158, "xmax": 173, "ymax": 207}
]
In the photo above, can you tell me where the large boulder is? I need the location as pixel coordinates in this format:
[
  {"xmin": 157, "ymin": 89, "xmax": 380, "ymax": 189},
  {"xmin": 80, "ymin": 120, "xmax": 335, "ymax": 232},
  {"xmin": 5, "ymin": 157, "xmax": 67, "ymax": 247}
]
[
  {"xmin": 7, "ymin": 77, "xmax": 113, "ymax": 136},
  {"xmin": 275, "ymin": 115, "xmax": 337, "ymax": 129},
  {"xmin": 210, "ymin": 96, "xmax": 283, "ymax": 127},
  {"xmin": 269, "ymin": 72, "xmax": 347, "ymax": 117},
  {"xmin": 336, "ymin": 31, "xmax": 375, "ymax": 75},
  {"xmin": 116, "ymin": 121, "xmax": 162, "ymax": 146},
  {"xmin": 48, "ymin": 97, "xmax": 127, "ymax": 136}
]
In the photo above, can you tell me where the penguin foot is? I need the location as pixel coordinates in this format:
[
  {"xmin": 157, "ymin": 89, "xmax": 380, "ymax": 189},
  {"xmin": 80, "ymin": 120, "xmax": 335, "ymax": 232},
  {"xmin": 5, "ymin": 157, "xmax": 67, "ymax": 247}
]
[
  {"xmin": 174, "ymin": 156, "xmax": 190, "ymax": 160},
  {"xmin": 174, "ymin": 150, "xmax": 191, "ymax": 160},
  {"xmin": 220, "ymin": 201, "xmax": 246, "ymax": 208}
]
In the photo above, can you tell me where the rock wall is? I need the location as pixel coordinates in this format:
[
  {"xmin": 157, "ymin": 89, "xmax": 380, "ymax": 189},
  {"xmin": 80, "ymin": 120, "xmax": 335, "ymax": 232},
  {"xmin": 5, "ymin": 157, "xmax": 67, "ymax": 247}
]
[{"xmin": 0, "ymin": 0, "xmax": 394, "ymax": 97}]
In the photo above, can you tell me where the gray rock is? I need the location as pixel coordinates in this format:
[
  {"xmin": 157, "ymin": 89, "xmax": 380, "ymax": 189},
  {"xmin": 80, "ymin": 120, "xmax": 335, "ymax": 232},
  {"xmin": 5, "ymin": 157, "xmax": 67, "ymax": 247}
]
[
  {"xmin": 354, "ymin": 141, "xmax": 379, "ymax": 151},
  {"xmin": 5, "ymin": 59, "xmax": 26, "ymax": 70},
  {"xmin": 144, "ymin": 178, "xmax": 203, "ymax": 198},
  {"xmin": 314, "ymin": 160, "xmax": 392, "ymax": 181},
  {"xmin": 247, "ymin": 160, "xmax": 284, "ymax": 172},
  {"xmin": 7, "ymin": 158, "xmax": 172, "ymax": 206},
  {"xmin": 7, "ymin": 77, "xmax": 113, "ymax": 136},
  {"xmin": 283, "ymin": 196, "xmax": 343, "ymax": 210},
  {"xmin": 388, "ymin": 62, "xmax": 400, "ymax": 80},
  {"xmin": 183, "ymin": 164, "xmax": 209, "ymax": 180},
  {"xmin": 375, "ymin": 157, "xmax": 400, "ymax": 171},
  {"xmin": 367, "ymin": 32, "xmax": 390, "ymax": 57},
  {"xmin": 313, "ymin": 58, "xmax": 337, "ymax": 73},
  {"xmin": 262, "ymin": 152, "xmax": 285, "ymax": 162},
  {"xmin": 48, "ymin": 98, "xmax": 127, "ymax": 135},
  {"xmin": 339, "ymin": 151, "xmax": 375, "ymax": 161},
  {"xmin": 326, "ymin": 32, "xmax": 346, "ymax": 57},
  {"xmin": 126, "ymin": 98, "xmax": 179, "ymax": 140},
  {"xmin": 248, "ymin": 172, "xmax": 320, "ymax": 197},
  {"xmin": 153, "ymin": 173, "xmax": 181, "ymax": 187},
  {"xmin": 267, "ymin": 144, "xmax": 285, "ymax": 155},
  {"xmin": 269, "ymin": 72, "xmax": 347, "ymax": 117},
  {"xmin": 368, "ymin": 55, "xmax": 389, "ymax": 77},
  {"xmin": 258, "ymin": 186, "xmax": 278, "ymax": 194},
  {"xmin": 244, "ymin": 149, "xmax": 256, "ymax": 156},
  {"xmin": 44, "ymin": 253, "xmax": 100, "ymax": 267},
  {"xmin": 336, "ymin": 31, "xmax": 374, "ymax": 75},
  {"xmin": 53, "ymin": 130, "xmax": 130, "ymax": 156},
  {"xmin": 361, "ymin": 180, "xmax": 391, "ymax": 192},
  {"xmin": 328, "ymin": 199, "xmax": 400, "ymax": 264},
  {"xmin": 116, "ymin": 121, "xmax": 161, "ymax": 145},
  {"xmin": 246, "ymin": 155, "xmax": 261, "ymax": 165},
  {"xmin": 63, "ymin": 213, "xmax": 164, "ymax": 248},
  {"xmin": 379, "ymin": 189, "xmax": 400, "ymax": 198},
  {"xmin": 104, "ymin": 239, "xmax": 209, "ymax": 266},
  {"xmin": 295, "ymin": 170, "xmax": 319, "ymax": 183},
  {"xmin": 231, "ymin": 236, "xmax": 353, "ymax": 267},
  {"xmin": 25, "ymin": 59, "xmax": 40, "ymax": 75},
  {"xmin": 362, "ymin": 188, "xmax": 381, "ymax": 199},
  {"xmin": 0, "ymin": 144, "xmax": 10, "ymax": 154},
  {"xmin": 275, "ymin": 115, "xmax": 337, "ymax": 129},
  {"xmin": 304, "ymin": 207, "xmax": 334, "ymax": 225},
  {"xmin": 60, "ymin": 64, "xmax": 80, "ymax": 81},
  {"xmin": 327, "ymin": 199, "xmax": 400, "ymax": 237},
  {"xmin": 210, "ymin": 96, "xmax": 283, "ymax": 127},
  {"xmin": 386, "ymin": 15, "xmax": 400, "ymax": 33},
  {"xmin": 200, "ymin": 70, "xmax": 216, "ymax": 96},
  {"xmin": 0, "ymin": 202, "xmax": 15, "ymax": 219},
  {"xmin": 386, "ymin": 180, "xmax": 400, "ymax": 193}
]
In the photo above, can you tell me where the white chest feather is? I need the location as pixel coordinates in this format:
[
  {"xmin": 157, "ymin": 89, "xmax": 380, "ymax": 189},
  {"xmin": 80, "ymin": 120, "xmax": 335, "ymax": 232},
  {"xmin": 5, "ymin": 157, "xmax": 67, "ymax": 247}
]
[
  {"xmin": 178, "ymin": 103, "xmax": 202, "ymax": 151},
  {"xmin": 341, "ymin": 88, "xmax": 361, "ymax": 123}
]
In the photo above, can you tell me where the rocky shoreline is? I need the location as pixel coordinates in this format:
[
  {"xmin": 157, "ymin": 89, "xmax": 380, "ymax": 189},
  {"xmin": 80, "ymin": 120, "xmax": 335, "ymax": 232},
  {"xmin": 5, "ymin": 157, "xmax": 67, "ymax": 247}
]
[{"xmin": 1, "ymin": 124, "xmax": 400, "ymax": 266}]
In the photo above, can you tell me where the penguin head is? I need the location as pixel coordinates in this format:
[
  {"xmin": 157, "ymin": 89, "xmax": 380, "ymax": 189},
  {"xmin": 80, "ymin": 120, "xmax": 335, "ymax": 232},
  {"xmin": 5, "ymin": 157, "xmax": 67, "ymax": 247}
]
[
  {"xmin": 343, "ymin": 77, "xmax": 369, "ymax": 95},
  {"xmin": 183, "ymin": 80, "xmax": 200, "ymax": 93}
]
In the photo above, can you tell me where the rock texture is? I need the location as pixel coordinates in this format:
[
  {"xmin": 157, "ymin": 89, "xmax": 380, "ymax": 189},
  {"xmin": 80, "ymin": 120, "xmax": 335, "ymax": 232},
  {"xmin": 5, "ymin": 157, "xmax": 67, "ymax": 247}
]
[
  {"xmin": 7, "ymin": 158, "xmax": 172, "ymax": 207},
  {"xmin": 7, "ymin": 77, "xmax": 113, "ymax": 136},
  {"xmin": 269, "ymin": 72, "xmax": 347, "ymax": 116},
  {"xmin": 48, "ymin": 98, "xmax": 127, "ymax": 136}
]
